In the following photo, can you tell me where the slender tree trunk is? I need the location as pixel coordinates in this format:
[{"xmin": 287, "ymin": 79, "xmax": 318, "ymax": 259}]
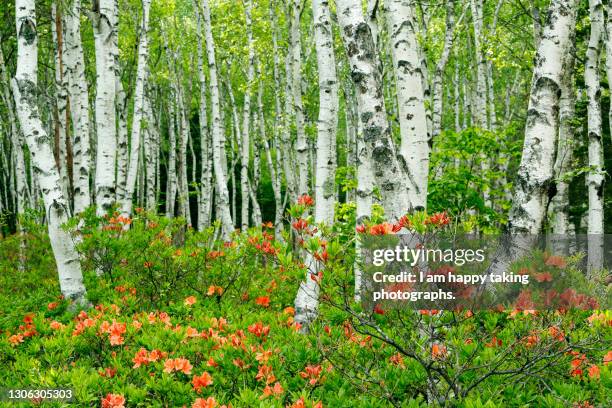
[
  {"xmin": 13, "ymin": 0, "xmax": 87, "ymax": 305},
  {"xmin": 239, "ymin": 0, "xmax": 256, "ymax": 231},
  {"xmin": 201, "ymin": 0, "xmax": 234, "ymax": 239},
  {"xmin": 122, "ymin": 0, "xmax": 151, "ymax": 217},
  {"xmin": 551, "ymin": 43, "xmax": 576, "ymax": 235},
  {"xmin": 385, "ymin": 0, "xmax": 429, "ymax": 210},
  {"xmin": 144, "ymin": 93, "xmax": 157, "ymax": 211},
  {"xmin": 166, "ymin": 96, "xmax": 177, "ymax": 217},
  {"xmin": 432, "ymin": 0, "xmax": 456, "ymax": 138},
  {"xmin": 195, "ymin": 2, "xmax": 213, "ymax": 230},
  {"xmin": 91, "ymin": 0, "xmax": 118, "ymax": 215},
  {"xmin": 64, "ymin": 0, "xmax": 91, "ymax": 213},
  {"xmin": 115, "ymin": 78, "xmax": 128, "ymax": 204},
  {"xmin": 294, "ymin": 0, "xmax": 338, "ymax": 330},
  {"xmin": 290, "ymin": 0, "xmax": 309, "ymax": 196},
  {"xmin": 585, "ymin": 0, "xmax": 604, "ymax": 272}
]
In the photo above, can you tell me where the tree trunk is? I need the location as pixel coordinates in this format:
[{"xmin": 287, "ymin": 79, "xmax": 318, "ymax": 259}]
[
  {"xmin": 432, "ymin": 0, "xmax": 456, "ymax": 138},
  {"xmin": 92, "ymin": 0, "xmax": 118, "ymax": 215},
  {"xmin": 13, "ymin": 0, "xmax": 87, "ymax": 305},
  {"xmin": 384, "ymin": 0, "xmax": 429, "ymax": 210},
  {"xmin": 294, "ymin": 0, "xmax": 338, "ymax": 330},
  {"xmin": 122, "ymin": 0, "xmax": 151, "ymax": 217},
  {"xmin": 64, "ymin": 0, "xmax": 91, "ymax": 214},
  {"xmin": 201, "ymin": 0, "xmax": 234, "ymax": 239},
  {"xmin": 585, "ymin": 0, "xmax": 604, "ymax": 272}
]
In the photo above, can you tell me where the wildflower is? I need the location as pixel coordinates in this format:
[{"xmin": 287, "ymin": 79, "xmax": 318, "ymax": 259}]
[
  {"xmin": 192, "ymin": 372, "xmax": 213, "ymax": 393},
  {"xmin": 300, "ymin": 364, "xmax": 323, "ymax": 386},
  {"xmin": 255, "ymin": 296, "xmax": 270, "ymax": 308},
  {"xmin": 604, "ymin": 351, "xmax": 612, "ymax": 365},
  {"xmin": 431, "ymin": 343, "xmax": 447, "ymax": 359},
  {"xmin": 534, "ymin": 272, "xmax": 553, "ymax": 282},
  {"xmin": 389, "ymin": 353, "xmax": 405, "ymax": 368},
  {"xmin": 184, "ymin": 296, "xmax": 197, "ymax": 306},
  {"xmin": 192, "ymin": 397, "xmax": 217, "ymax": 408},
  {"xmin": 99, "ymin": 367, "xmax": 117, "ymax": 378},
  {"xmin": 50, "ymin": 321, "xmax": 64, "ymax": 330},
  {"xmin": 355, "ymin": 224, "xmax": 366, "ymax": 234},
  {"xmin": 545, "ymin": 255, "xmax": 567, "ymax": 268},
  {"xmin": 101, "ymin": 393, "xmax": 125, "ymax": 408},
  {"xmin": 248, "ymin": 322, "xmax": 270, "ymax": 338},
  {"xmin": 47, "ymin": 302, "xmax": 58, "ymax": 310},
  {"xmin": 8, "ymin": 333, "xmax": 24, "ymax": 346},
  {"xmin": 588, "ymin": 364, "xmax": 600, "ymax": 379},
  {"xmin": 297, "ymin": 194, "xmax": 314, "ymax": 206},
  {"xmin": 292, "ymin": 218, "xmax": 309, "ymax": 231},
  {"xmin": 207, "ymin": 357, "xmax": 219, "ymax": 368},
  {"xmin": 260, "ymin": 382, "xmax": 284, "ymax": 399},
  {"xmin": 368, "ymin": 223, "xmax": 395, "ymax": 235},
  {"xmin": 164, "ymin": 358, "xmax": 193, "ymax": 375}
]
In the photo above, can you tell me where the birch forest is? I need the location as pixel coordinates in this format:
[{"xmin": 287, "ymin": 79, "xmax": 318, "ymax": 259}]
[{"xmin": 0, "ymin": 0, "xmax": 611, "ymax": 407}]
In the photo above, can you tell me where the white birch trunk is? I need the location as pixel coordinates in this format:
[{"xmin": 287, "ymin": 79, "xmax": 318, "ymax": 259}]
[
  {"xmin": 121, "ymin": 0, "xmax": 151, "ymax": 217},
  {"xmin": 432, "ymin": 0, "xmax": 456, "ymax": 138},
  {"xmin": 294, "ymin": 0, "xmax": 338, "ymax": 330},
  {"xmin": 13, "ymin": 0, "xmax": 87, "ymax": 305},
  {"xmin": 291, "ymin": 0, "xmax": 309, "ymax": 196},
  {"xmin": 166, "ymin": 95, "xmax": 177, "ymax": 217},
  {"xmin": 585, "ymin": 0, "xmax": 604, "ymax": 272},
  {"xmin": 195, "ymin": 2, "xmax": 213, "ymax": 230},
  {"xmin": 64, "ymin": 0, "xmax": 91, "ymax": 214},
  {"xmin": 508, "ymin": 0, "xmax": 576, "ymax": 234},
  {"xmin": 91, "ymin": 0, "xmax": 118, "ymax": 215},
  {"xmin": 201, "ymin": 0, "xmax": 234, "ymax": 239},
  {"xmin": 385, "ymin": 0, "xmax": 429, "ymax": 210}
]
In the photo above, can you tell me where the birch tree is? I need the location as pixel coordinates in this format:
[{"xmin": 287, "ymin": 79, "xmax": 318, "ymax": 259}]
[
  {"xmin": 585, "ymin": 0, "xmax": 604, "ymax": 271},
  {"xmin": 195, "ymin": 2, "xmax": 213, "ymax": 230},
  {"xmin": 64, "ymin": 0, "xmax": 91, "ymax": 214},
  {"xmin": 12, "ymin": 0, "xmax": 87, "ymax": 305},
  {"xmin": 294, "ymin": 0, "xmax": 338, "ymax": 330},
  {"xmin": 290, "ymin": 0, "xmax": 309, "ymax": 196},
  {"xmin": 384, "ymin": 0, "xmax": 429, "ymax": 210},
  {"xmin": 201, "ymin": 0, "xmax": 234, "ymax": 239},
  {"xmin": 91, "ymin": 0, "xmax": 118, "ymax": 215},
  {"xmin": 121, "ymin": 0, "xmax": 151, "ymax": 217}
]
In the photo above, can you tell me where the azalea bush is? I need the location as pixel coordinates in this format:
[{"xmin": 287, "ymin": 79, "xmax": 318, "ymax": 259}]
[{"xmin": 0, "ymin": 202, "xmax": 609, "ymax": 407}]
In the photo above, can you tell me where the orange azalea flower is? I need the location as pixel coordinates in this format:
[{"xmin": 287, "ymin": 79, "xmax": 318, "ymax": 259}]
[
  {"xmin": 149, "ymin": 349, "xmax": 166, "ymax": 362},
  {"xmin": 192, "ymin": 372, "xmax": 214, "ymax": 393},
  {"xmin": 132, "ymin": 348, "xmax": 150, "ymax": 368},
  {"xmin": 255, "ymin": 296, "xmax": 270, "ymax": 308},
  {"xmin": 108, "ymin": 321, "xmax": 126, "ymax": 346},
  {"xmin": 260, "ymin": 381, "xmax": 284, "ymax": 399},
  {"xmin": 548, "ymin": 326, "xmax": 565, "ymax": 342},
  {"xmin": 132, "ymin": 320, "xmax": 142, "ymax": 330},
  {"xmin": 164, "ymin": 358, "xmax": 193, "ymax": 375},
  {"xmin": 389, "ymin": 352, "xmax": 405, "ymax": 368},
  {"xmin": 545, "ymin": 255, "xmax": 567, "ymax": 268},
  {"xmin": 604, "ymin": 351, "xmax": 612, "ymax": 365},
  {"xmin": 485, "ymin": 336, "xmax": 502, "ymax": 348},
  {"xmin": 297, "ymin": 194, "xmax": 314, "ymax": 206},
  {"xmin": 369, "ymin": 222, "xmax": 395, "ymax": 235},
  {"xmin": 534, "ymin": 272, "xmax": 553, "ymax": 282},
  {"xmin": 207, "ymin": 285, "xmax": 224, "ymax": 296},
  {"xmin": 256, "ymin": 349, "xmax": 272, "ymax": 363},
  {"xmin": 184, "ymin": 296, "xmax": 197, "ymax": 306},
  {"xmin": 283, "ymin": 306, "xmax": 295, "ymax": 316},
  {"xmin": 588, "ymin": 364, "xmax": 600, "ymax": 379},
  {"xmin": 299, "ymin": 364, "xmax": 323, "ymax": 386},
  {"xmin": 50, "ymin": 321, "xmax": 64, "ymax": 330},
  {"xmin": 255, "ymin": 364, "xmax": 276, "ymax": 384},
  {"xmin": 158, "ymin": 312, "xmax": 171, "ymax": 325},
  {"xmin": 47, "ymin": 302, "xmax": 58, "ymax": 310},
  {"xmin": 101, "ymin": 393, "xmax": 125, "ymax": 408},
  {"xmin": 99, "ymin": 367, "xmax": 117, "ymax": 378},
  {"xmin": 192, "ymin": 397, "xmax": 217, "ymax": 408},
  {"xmin": 292, "ymin": 218, "xmax": 309, "ymax": 231},
  {"xmin": 207, "ymin": 357, "xmax": 219, "ymax": 368},
  {"xmin": 248, "ymin": 322, "xmax": 270, "ymax": 338},
  {"xmin": 8, "ymin": 333, "xmax": 24, "ymax": 346},
  {"xmin": 431, "ymin": 343, "xmax": 448, "ymax": 360}
]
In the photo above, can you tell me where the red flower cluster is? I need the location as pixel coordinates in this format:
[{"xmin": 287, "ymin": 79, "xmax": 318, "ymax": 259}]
[
  {"xmin": 297, "ymin": 194, "xmax": 314, "ymax": 206},
  {"xmin": 248, "ymin": 322, "xmax": 270, "ymax": 338},
  {"xmin": 132, "ymin": 347, "xmax": 167, "ymax": 368},
  {"xmin": 101, "ymin": 393, "xmax": 125, "ymax": 408}
]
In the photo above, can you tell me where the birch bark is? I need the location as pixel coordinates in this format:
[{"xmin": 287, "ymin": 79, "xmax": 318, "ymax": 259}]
[
  {"xmin": 13, "ymin": 0, "xmax": 87, "ymax": 305},
  {"xmin": 92, "ymin": 0, "xmax": 118, "ymax": 215},
  {"xmin": 122, "ymin": 0, "xmax": 151, "ymax": 217},
  {"xmin": 201, "ymin": 0, "xmax": 234, "ymax": 239},
  {"xmin": 385, "ymin": 0, "xmax": 429, "ymax": 210}
]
